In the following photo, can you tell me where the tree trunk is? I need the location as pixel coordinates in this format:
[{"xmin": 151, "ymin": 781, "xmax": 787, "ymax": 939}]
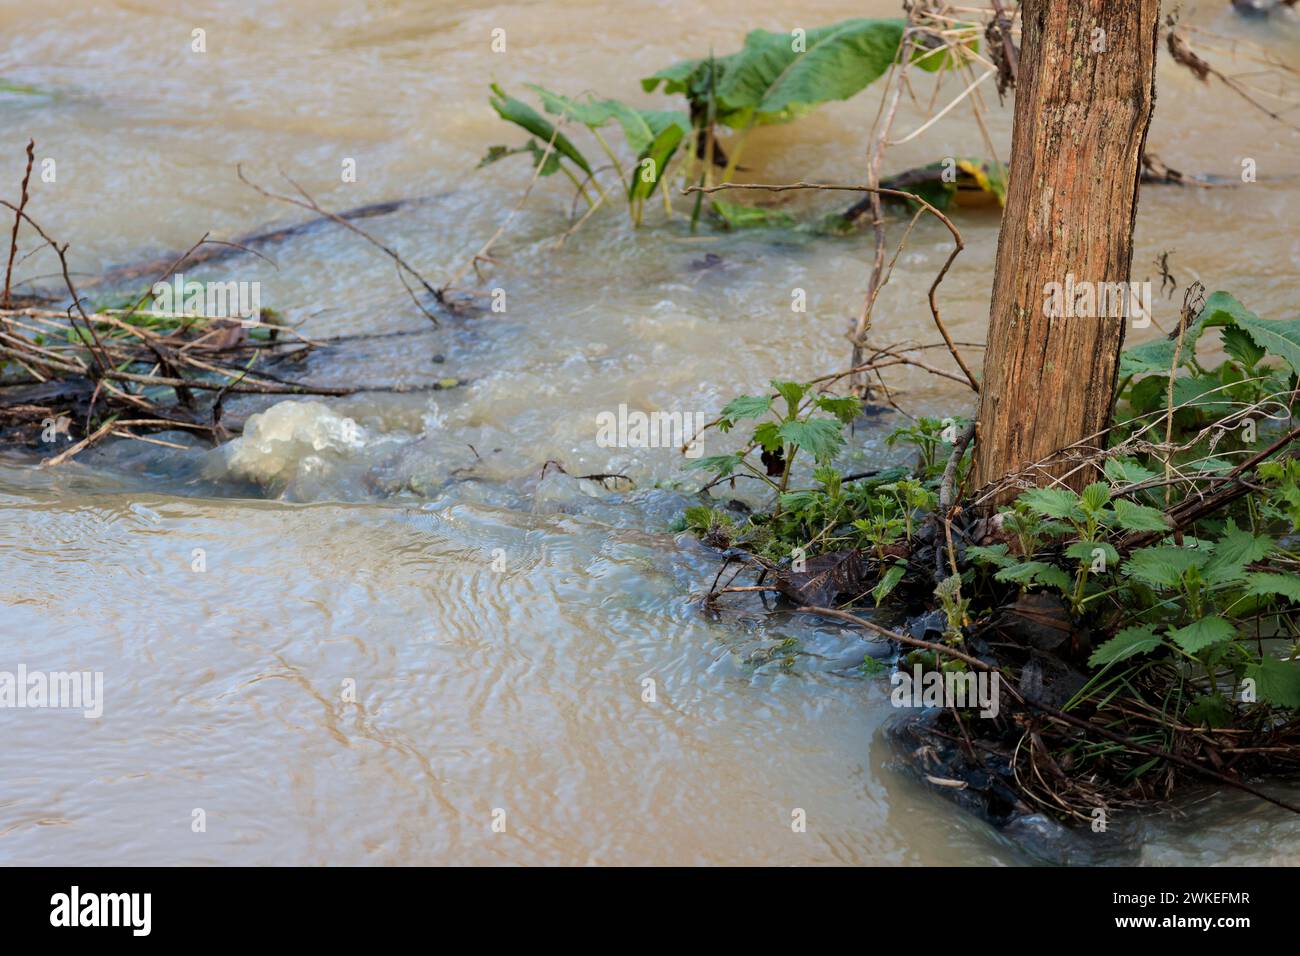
[{"xmin": 972, "ymin": 0, "xmax": 1160, "ymax": 503}]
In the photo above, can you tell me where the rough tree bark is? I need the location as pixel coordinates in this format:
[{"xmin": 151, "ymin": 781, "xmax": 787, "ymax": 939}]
[{"xmin": 973, "ymin": 0, "xmax": 1161, "ymax": 502}]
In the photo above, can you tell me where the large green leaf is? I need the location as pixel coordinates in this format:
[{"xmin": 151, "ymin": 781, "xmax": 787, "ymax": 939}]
[
  {"xmin": 627, "ymin": 123, "xmax": 685, "ymax": 201},
  {"xmin": 525, "ymin": 85, "xmax": 690, "ymax": 155},
  {"xmin": 645, "ymin": 19, "xmax": 909, "ymax": 128},
  {"xmin": 1246, "ymin": 656, "xmax": 1300, "ymax": 709},
  {"xmin": 1118, "ymin": 290, "xmax": 1245, "ymax": 377},
  {"xmin": 1122, "ymin": 546, "xmax": 1209, "ymax": 588},
  {"xmin": 1167, "ymin": 617, "xmax": 1235, "ymax": 654},
  {"xmin": 1202, "ymin": 524, "xmax": 1273, "ymax": 585},
  {"xmin": 1111, "ymin": 498, "xmax": 1171, "ymax": 532},
  {"xmin": 1017, "ymin": 487, "xmax": 1082, "ymax": 521},
  {"xmin": 1236, "ymin": 315, "xmax": 1300, "ymax": 378},
  {"xmin": 1089, "ymin": 626, "xmax": 1163, "ymax": 668},
  {"xmin": 489, "ymin": 84, "xmax": 592, "ymax": 175},
  {"xmin": 1244, "ymin": 572, "xmax": 1300, "ymax": 602},
  {"xmin": 777, "ymin": 418, "xmax": 844, "ymax": 463}
]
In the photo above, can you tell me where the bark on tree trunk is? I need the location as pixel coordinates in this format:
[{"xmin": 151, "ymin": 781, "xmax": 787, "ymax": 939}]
[{"xmin": 972, "ymin": 0, "xmax": 1161, "ymax": 503}]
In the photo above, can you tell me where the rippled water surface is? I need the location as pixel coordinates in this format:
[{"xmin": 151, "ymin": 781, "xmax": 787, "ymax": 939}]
[{"xmin": 1, "ymin": 0, "xmax": 1298, "ymax": 864}]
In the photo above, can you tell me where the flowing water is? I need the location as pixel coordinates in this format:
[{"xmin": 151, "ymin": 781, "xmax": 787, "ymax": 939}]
[{"xmin": 1, "ymin": 0, "xmax": 1298, "ymax": 865}]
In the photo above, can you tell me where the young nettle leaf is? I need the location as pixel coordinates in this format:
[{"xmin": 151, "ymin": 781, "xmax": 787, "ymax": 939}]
[
  {"xmin": 813, "ymin": 394, "xmax": 861, "ymax": 424},
  {"xmin": 1202, "ymin": 524, "xmax": 1274, "ymax": 585},
  {"xmin": 752, "ymin": 421, "xmax": 782, "ymax": 453},
  {"xmin": 717, "ymin": 394, "xmax": 772, "ymax": 430},
  {"xmin": 1103, "ymin": 457, "xmax": 1160, "ymax": 486},
  {"xmin": 813, "ymin": 464, "xmax": 841, "ymax": 497},
  {"xmin": 1017, "ymin": 487, "xmax": 1083, "ymax": 521},
  {"xmin": 1167, "ymin": 616, "xmax": 1236, "ymax": 654},
  {"xmin": 1080, "ymin": 482, "xmax": 1111, "ymax": 514},
  {"xmin": 1066, "ymin": 540, "xmax": 1118, "ymax": 569},
  {"xmin": 1235, "ymin": 314, "xmax": 1300, "ymax": 378},
  {"xmin": 1110, "ymin": 498, "xmax": 1171, "ymax": 532},
  {"xmin": 1033, "ymin": 564, "xmax": 1073, "ymax": 595},
  {"xmin": 686, "ymin": 453, "xmax": 743, "ymax": 475},
  {"xmin": 967, "ymin": 543, "xmax": 1015, "ymax": 568},
  {"xmin": 1243, "ymin": 572, "xmax": 1300, "ymax": 602},
  {"xmin": 1185, "ymin": 693, "xmax": 1234, "ymax": 729},
  {"xmin": 1122, "ymin": 546, "xmax": 1209, "ymax": 589},
  {"xmin": 1246, "ymin": 656, "xmax": 1300, "ymax": 710},
  {"xmin": 994, "ymin": 561, "xmax": 1052, "ymax": 584},
  {"xmin": 1221, "ymin": 325, "xmax": 1266, "ymax": 370},
  {"xmin": 771, "ymin": 380, "xmax": 809, "ymax": 414},
  {"xmin": 777, "ymin": 418, "xmax": 844, "ymax": 463},
  {"xmin": 1089, "ymin": 626, "xmax": 1163, "ymax": 668}
]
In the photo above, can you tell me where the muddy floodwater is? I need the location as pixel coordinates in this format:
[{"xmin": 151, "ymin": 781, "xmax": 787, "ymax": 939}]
[{"xmin": 1, "ymin": 0, "xmax": 1299, "ymax": 865}]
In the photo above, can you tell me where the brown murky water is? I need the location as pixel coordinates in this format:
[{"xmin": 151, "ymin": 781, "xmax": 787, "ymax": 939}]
[{"xmin": 1, "ymin": 0, "xmax": 1298, "ymax": 864}]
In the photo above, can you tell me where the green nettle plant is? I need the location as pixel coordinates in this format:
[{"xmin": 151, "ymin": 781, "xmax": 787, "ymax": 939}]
[
  {"xmin": 478, "ymin": 17, "xmax": 979, "ymax": 228},
  {"xmin": 679, "ymin": 291, "xmax": 1300, "ymax": 820}
]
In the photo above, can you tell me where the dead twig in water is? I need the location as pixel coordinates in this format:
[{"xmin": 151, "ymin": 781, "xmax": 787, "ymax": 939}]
[
  {"xmin": 238, "ymin": 165, "xmax": 441, "ymax": 324},
  {"xmin": 2, "ymin": 139, "xmax": 34, "ymax": 310}
]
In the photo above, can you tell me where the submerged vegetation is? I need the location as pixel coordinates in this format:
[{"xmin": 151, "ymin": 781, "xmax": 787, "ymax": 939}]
[
  {"xmin": 479, "ymin": 15, "xmax": 989, "ymax": 230},
  {"xmin": 680, "ymin": 289, "xmax": 1300, "ymax": 824}
]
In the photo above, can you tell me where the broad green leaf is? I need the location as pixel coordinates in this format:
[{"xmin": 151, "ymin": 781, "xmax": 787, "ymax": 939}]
[
  {"xmin": 752, "ymin": 421, "xmax": 782, "ymax": 453},
  {"xmin": 1170, "ymin": 375, "xmax": 1235, "ymax": 417},
  {"xmin": 1222, "ymin": 325, "xmax": 1266, "ymax": 369},
  {"xmin": 1246, "ymin": 656, "xmax": 1300, "ymax": 709},
  {"xmin": 528, "ymin": 87, "xmax": 691, "ymax": 155},
  {"xmin": 1117, "ymin": 291, "xmax": 1243, "ymax": 376},
  {"xmin": 1104, "ymin": 457, "xmax": 1160, "ymax": 486},
  {"xmin": 627, "ymin": 123, "xmax": 684, "ymax": 201},
  {"xmin": 645, "ymin": 19, "xmax": 909, "ymax": 127},
  {"xmin": 717, "ymin": 394, "xmax": 772, "ymax": 426},
  {"xmin": 1017, "ymin": 487, "xmax": 1082, "ymax": 520},
  {"xmin": 1167, "ymin": 616, "xmax": 1235, "ymax": 654},
  {"xmin": 607, "ymin": 106, "xmax": 690, "ymax": 156},
  {"xmin": 1185, "ymin": 693, "xmax": 1233, "ymax": 729},
  {"xmin": 1236, "ymin": 314, "xmax": 1300, "ymax": 378},
  {"xmin": 814, "ymin": 395, "xmax": 861, "ymax": 424},
  {"xmin": 1111, "ymin": 498, "xmax": 1171, "ymax": 532},
  {"xmin": 710, "ymin": 201, "xmax": 796, "ymax": 229},
  {"xmin": 776, "ymin": 418, "xmax": 844, "ymax": 463},
  {"xmin": 489, "ymin": 84, "xmax": 592, "ymax": 174},
  {"xmin": 967, "ymin": 543, "xmax": 1014, "ymax": 568},
  {"xmin": 1122, "ymin": 546, "xmax": 1208, "ymax": 588},
  {"xmin": 1032, "ymin": 564, "xmax": 1073, "ymax": 594},
  {"xmin": 686, "ymin": 453, "xmax": 743, "ymax": 475},
  {"xmin": 1202, "ymin": 524, "xmax": 1273, "ymax": 585},
  {"xmin": 994, "ymin": 561, "xmax": 1051, "ymax": 584},
  {"xmin": 525, "ymin": 84, "xmax": 620, "ymax": 128},
  {"xmin": 1089, "ymin": 626, "xmax": 1163, "ymax": 668},
  {"xmin": 1244, "ymin": 572, "xmax": 1300, "ymax": 602},
  {"xmin": 1080, "ymin": 482, "xmax": 1111, "ymax": 513},
  {"xmin": 873, "ymin": 561, "xmax": 907, "ymax": 606},
  {"xmin": 1066, "ymin": 541, "xmax": 1118, "ymax": 569},
  {"xmin": 771, "ymin": 380, "xmax": 808, "ymax": 412}
]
